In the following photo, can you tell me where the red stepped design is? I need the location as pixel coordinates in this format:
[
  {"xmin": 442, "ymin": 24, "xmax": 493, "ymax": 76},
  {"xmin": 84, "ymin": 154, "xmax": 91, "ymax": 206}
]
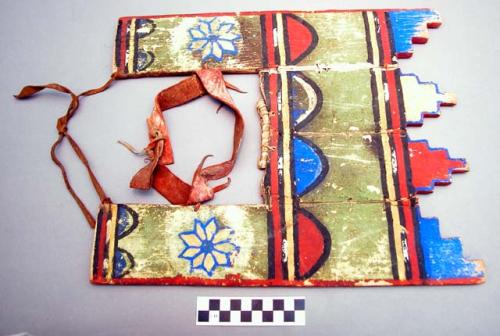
[{"xmin": 408, "ymin": 140, "xmax": 468, "ymax": 193}]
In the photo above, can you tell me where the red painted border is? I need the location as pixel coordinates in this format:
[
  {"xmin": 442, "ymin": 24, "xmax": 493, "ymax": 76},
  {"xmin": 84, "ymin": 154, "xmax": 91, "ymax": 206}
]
[
  {"xmin": 92, "ymin": 275, "xmax": 483, "ymax": 287},
  {"xmin": 118, "ymin": 8, "xmax": 434, "ymax": 21}
]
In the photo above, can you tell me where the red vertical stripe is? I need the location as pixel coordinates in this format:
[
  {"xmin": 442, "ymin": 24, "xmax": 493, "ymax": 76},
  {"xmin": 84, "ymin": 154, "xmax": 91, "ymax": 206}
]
[
  {"xmin": 264, "ymin": 13, "xmax": 276, "ymax": 67},
  {"xmin": 96, "ymin": 207, "xmax": 109, "ymax": 281},
  {"xmin": 263, "ymin": 13, "xmax": 282, "ymax": 279},
  {"xmin": 268, "ymin": 74, "xmax": 283, "ymax": 280},
  {"xmin": 377, "ymin": 11, "xmax": 393, "ymax": 67},
  {"xmin": 377, "ymin": 11, "xmax": 421, "ymax": 281},
  {"xmin": 119, "ymin": 19, "xmax": 129, "ymax": 74}
]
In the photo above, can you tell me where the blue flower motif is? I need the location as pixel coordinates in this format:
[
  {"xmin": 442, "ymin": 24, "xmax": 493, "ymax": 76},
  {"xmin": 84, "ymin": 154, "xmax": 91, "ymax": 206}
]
[
  {"xmin": 178, "ymin": 217, "xmax": 239, "ymax": 276},
  {"xmin": 188, "ymin": 18, "xmax": 241, "ymax": 62}
]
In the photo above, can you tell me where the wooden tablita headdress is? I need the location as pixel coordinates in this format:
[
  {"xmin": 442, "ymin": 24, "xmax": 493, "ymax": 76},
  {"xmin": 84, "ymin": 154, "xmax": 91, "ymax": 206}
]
[{"xmin": 16, "ymin": 9, "xmax": 484, "ymax": 286}]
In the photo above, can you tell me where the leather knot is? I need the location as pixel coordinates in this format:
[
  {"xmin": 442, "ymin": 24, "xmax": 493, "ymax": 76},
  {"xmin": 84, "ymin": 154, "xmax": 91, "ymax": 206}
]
[{"xmin": 56, "ymin": 116, "xmax": 68, "ymax": 134}]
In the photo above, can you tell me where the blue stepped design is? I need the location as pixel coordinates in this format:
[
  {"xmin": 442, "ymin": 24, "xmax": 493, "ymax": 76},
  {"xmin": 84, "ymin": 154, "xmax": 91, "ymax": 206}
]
[
  {"xmin": 389, "ymin": 9, "xmax": 440, "ymax": 57},
  {"xmin": 417, "ymin": 208, "xmax": 483, "ymax": 280}
]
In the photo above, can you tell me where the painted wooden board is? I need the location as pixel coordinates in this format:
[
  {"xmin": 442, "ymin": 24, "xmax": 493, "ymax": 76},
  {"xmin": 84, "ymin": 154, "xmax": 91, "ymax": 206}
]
[
  {"xmin": 259, "ymin": 68, "xmax": 477, "ymax": 284},
  {"xmin": 90, "ymin": 8, "xmax": 483, "ymax": 286},
  {"xmin": 113, "ymin": 9, "xmax": 441, "ymax": 76},
  {"xmin": 92, "ymin": 202, "xmax": 482, "ymax": 285}
]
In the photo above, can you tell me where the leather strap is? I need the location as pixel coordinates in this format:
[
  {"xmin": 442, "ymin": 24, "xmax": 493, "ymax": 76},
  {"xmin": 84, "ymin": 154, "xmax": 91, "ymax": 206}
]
[
  {"xmin": 130, "ymin": 68, "xmax": 244, "ymax": 207},
  {"xmin": 14, "ymin": 68, "xmax": 243, "ymax": 228},
  {"xmin": 15, "ymin": 74, "xmax": 117, "ymax": 228}
]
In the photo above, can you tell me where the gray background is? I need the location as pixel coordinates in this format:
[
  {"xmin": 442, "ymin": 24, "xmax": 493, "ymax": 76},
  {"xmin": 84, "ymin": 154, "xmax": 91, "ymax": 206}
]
[{"xmin": 1, "ymin": 0, "xmax": 499, "ymax": 335}]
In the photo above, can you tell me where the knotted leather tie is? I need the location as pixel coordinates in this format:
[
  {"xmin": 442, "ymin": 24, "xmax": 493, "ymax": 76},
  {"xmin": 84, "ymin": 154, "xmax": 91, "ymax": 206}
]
[
  {"xmin": 129, "ymin": 68, "xmax": 245, "ymax": 207},
  {"xmin": 14, "ymin": 73, "xmax": 117, "ymax": 228},
  {"xmin": 14, "ymin": 68, "xmax": 244, "ymax": 227}
]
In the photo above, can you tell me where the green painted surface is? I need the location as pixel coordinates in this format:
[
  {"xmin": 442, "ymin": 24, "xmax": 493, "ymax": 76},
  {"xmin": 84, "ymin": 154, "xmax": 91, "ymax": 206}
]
[
  {"xmin": 291, "ymin": 69, "xmax": 394, "ymax": 279},
  {"xmin": 135, "ymin": 15, "xmax": 263, "ymax": 73},
  {"xmin": 293, "ymin": 69, "xmax": 386, "ymax": 201},
  {"xmin": 117, "ymin": 205, "xmax": 269, "ymax": 279},
  {"xmin": 299, "ymin": 132, "xmax": 385, "ymax": 203},
  {"xmin": 296, "ymin": 69, "xmax": 376, "ymax": 134},
  {"xmin": 126, "ymin": 12, "xmax": 369, "ymax": 73},
  {"xmin": 296, "ymin": 12, "xmax": 369, "ymax": 66},
  {"xmin": 302, "ymin": 202, "xmax": 393, "ymax": 280}
]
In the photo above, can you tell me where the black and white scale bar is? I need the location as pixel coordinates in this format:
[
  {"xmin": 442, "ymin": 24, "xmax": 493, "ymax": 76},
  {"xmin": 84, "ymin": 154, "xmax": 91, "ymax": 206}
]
[{"xmin": 196, "ymin": 296, "xmax": 305, "ymax": 326}]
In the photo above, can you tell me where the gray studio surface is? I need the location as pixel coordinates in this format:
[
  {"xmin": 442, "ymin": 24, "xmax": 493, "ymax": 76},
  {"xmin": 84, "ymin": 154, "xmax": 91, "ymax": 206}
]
[{"xmin": 0, "ymin": 1, "xmax": 499, "ymax": 335}]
